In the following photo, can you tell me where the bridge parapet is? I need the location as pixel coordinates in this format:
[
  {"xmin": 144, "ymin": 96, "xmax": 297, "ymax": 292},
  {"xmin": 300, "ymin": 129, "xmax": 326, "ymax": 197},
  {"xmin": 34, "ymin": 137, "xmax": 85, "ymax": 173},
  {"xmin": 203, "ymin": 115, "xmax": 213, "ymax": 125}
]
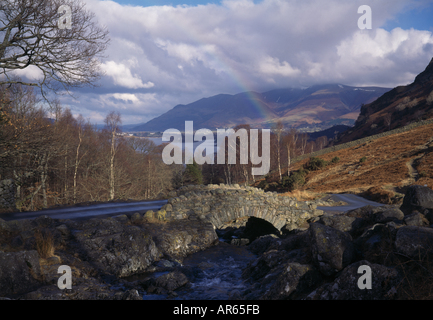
[{"xmin": 158, "ymin": 184, "xmax": 323, "ymax": 232}]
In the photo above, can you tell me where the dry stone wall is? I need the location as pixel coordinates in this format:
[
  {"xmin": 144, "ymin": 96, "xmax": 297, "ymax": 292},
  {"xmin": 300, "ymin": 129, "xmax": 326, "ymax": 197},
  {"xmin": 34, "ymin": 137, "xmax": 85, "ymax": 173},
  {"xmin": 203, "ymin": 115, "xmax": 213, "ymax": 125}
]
[{"xmin": 158, "ymin": 184, "xmax": 324, "ymax": 232}]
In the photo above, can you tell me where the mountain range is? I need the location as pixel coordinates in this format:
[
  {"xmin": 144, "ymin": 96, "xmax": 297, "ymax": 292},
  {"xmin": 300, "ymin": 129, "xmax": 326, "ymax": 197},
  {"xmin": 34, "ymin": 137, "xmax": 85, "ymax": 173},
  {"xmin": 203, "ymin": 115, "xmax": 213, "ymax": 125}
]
[{"xmin": 131, "ymin": 84, "xmax": 391, "ymax": 132}]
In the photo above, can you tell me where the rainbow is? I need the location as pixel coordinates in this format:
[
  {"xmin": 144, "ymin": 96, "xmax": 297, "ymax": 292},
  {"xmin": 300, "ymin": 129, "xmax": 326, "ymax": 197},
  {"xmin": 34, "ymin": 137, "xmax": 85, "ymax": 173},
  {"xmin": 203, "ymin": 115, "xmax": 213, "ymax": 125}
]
[{"xmin": 170, "ymin": 6, "xmax": 275, "ymax": 126}]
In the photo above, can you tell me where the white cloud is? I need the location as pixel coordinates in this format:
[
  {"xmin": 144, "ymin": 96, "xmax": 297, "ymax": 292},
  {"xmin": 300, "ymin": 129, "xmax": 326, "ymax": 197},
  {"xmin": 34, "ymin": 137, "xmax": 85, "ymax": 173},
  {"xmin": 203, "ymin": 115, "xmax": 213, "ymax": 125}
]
[
  {"xmin": 101, "ymin": 60, "xmax": 155, "ymax": 89},
  {"xmin": 259, "ymin": 56, "xmax": 301, "ymax": 78},
  {"xmin": 66, "ymin": 0, "xmax": 433, "ymax": 124},
  {"xmin": 12, "ymin": 65, "xmax": 43, "ymax": 80},
  {"xmin": 111, "ymin": 93, "xmax": 140, "ymax": 103}
]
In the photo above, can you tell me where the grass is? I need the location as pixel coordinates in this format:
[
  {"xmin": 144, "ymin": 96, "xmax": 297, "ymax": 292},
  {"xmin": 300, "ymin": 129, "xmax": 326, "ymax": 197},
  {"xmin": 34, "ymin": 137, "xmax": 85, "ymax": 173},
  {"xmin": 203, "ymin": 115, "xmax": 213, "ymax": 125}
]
[
  {"xmin": 34, "ymin": 229, "xmax": 55, "ymax": 259},
  {"xmin": 364, "ymin": 226, "xmax": 433, "ymax": 299}
]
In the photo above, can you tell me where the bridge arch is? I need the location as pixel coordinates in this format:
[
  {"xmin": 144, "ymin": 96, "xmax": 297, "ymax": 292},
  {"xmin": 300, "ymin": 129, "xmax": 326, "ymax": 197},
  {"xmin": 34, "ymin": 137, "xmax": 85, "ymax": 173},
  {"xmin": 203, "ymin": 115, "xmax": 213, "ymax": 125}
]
[
  {"xmin": 205, "ymin": 205, "xmax": 288, "ymax": 232},
  {"xmin": 162, "ymin": 184, "xmax": 323, "ymax": 233}
]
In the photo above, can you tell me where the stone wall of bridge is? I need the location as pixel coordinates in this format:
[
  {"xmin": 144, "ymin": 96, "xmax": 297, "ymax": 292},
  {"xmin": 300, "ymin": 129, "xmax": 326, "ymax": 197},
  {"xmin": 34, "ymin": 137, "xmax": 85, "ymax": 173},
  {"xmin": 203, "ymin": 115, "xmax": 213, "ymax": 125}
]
[{"xmin": 157, "ymin": 184, "xmax": 324, "ymax": 232}]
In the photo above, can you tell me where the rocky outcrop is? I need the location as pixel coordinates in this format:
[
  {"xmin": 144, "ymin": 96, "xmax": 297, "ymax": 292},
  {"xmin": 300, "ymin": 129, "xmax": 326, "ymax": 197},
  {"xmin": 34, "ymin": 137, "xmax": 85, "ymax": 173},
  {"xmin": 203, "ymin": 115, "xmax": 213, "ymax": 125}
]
[
  {"xmin": 401, "ymin": 185, "xmax": 433, "ymax": 221},
  {"xmin": 2, "ymin": 185, "xmax": 433, "ymax": 300},
  {"xmin": 0, "ymin": 250, "xmax": 43, "ymax": 297},
  {"xmin": 305, "ymin": 260, "xmax": 400, "ymax": 300},
  {"xmin": 64, "ymin": 218, "xmax": 162, "ymax": 278},
  {"xmin": 0, "ymin": 210, "xmax": 218, "ymax": 299},
  {"xmin": 338, "ymin": 57, "xmax": 433, "ymax": 143},
  {"xmin": 241, "ymin": 187, "xmax": 433, "ymax": 299}
]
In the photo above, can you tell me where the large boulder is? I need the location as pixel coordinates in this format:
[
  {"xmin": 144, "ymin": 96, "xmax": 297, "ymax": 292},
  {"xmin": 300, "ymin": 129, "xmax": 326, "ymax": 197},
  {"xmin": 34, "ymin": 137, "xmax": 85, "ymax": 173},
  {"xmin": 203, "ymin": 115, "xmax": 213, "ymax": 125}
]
[
  {"xmin": 306, "ymin": 260, "xmax": 400, "ymax": 300},
  {"xmin": 318, "ymin": 215, "xmax": 357, "ymax": 234},
  {"xmin": 403, "ymin": 212, "xmax": 430, "ymax": 227},
  {"xmin": 394, "ymin": 226, "xmax": 433, "ymax": 259},
  {"xmin": 261, "ymin": 262, "xmax": 322, "ymax": 300},
  {"xmin": 374, "ymin": 208, "xmax": 404, "ymax": 223},
  {"xmin": 68, "ymin": 218, "xmax": 162, "ymax": 278},
  {"xmin": 400, "ymin": 185, "xmax": 433, "ymax": 216},
  {"xmin": 153, "ymin": 271, "xmax": 189, "ymax": 293},
  {"xmin": 354, "ymin": 223, "xmax": 397, "ymax": 264},
  {"xmin": 0, "ymin": 250, "xmax": 43, "ymax": 297},
  {"xmin": 247, "ymin": 235, "xmax": 280, "ymax": 255},
  {"xmin": 309, "ymin": 223, "xmax": 355, "ymax": 276}
]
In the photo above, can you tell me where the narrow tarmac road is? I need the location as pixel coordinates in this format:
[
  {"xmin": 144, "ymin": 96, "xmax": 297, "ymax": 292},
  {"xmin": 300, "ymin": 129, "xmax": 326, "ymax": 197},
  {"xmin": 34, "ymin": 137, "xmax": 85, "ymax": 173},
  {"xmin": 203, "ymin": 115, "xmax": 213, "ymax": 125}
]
[
  {"xmin": 0, "ymin": 200, "xmax": 168, "ymax": 221},
  {"xmin": 317, "ymin": 193, "xmax": 384, "ymax": 215}
]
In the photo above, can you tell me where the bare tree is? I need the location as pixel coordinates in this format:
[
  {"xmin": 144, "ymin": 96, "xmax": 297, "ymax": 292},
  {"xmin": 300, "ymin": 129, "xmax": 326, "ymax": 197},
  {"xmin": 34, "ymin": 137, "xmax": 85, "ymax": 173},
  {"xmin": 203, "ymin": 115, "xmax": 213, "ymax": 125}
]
[
  {"xmin": 0, "ymin": 0, "xmax": 109, "ymax": 99},
  {"xmin": 316, "ymin": 136, "xmax": 328, "ymax": 151},
  {"xmin": 299, "ymin": 133, "xmax": 308, "ymax": 156},
  {"xmin": 272, "ymin": 121, "xmax": 284, "ymax": 182},
  {"xmin": 283, "ymin": 128, "xmax": 298, "ymax": 177},
  {"xmin": 104, "ymin": 111, "xmax": 121, "ymax": 201}
]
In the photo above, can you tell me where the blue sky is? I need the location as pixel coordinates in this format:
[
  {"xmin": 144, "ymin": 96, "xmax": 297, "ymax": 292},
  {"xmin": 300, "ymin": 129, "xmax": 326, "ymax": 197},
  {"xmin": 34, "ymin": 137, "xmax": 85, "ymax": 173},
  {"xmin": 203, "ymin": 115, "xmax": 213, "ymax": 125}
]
[
  {"xmin": 114, "ymin": 0, "xmax": 222, "ymax": 5},
  {"xmin": 16, "ymin": 0, "xmax": 433, "ymax": 124},
  {"xmin": 382, "ymin": 2, "xmax": 433, "ymax": 31},
  {"xmin": 114, "ymin": 0, "xmax": 433, "ymax": 32}
]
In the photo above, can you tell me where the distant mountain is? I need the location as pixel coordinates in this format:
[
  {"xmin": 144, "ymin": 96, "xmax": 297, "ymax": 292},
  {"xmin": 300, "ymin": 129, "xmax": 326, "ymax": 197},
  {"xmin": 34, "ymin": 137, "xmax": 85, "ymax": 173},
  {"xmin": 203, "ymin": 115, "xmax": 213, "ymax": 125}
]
[
  {"xmin": 131, "ymin": 84, "xmax": 391, "ymax": 132},
  {"xmin": 338, "ymin": 57, "xmax": 433, "ymax": 143}
]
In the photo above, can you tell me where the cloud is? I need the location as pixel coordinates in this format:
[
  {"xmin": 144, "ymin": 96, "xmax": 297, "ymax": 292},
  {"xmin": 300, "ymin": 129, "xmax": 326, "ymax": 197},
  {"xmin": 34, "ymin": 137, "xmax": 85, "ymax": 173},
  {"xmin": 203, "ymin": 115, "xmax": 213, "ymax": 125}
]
[
  {"xmin": 12, "ymin": 65, "xmax": 43, "ymax": 81},
  {"xmin": 101, "ymin": 60, "xmax": 155, "ymax": 89},
  {"xmin": 56, "ymin": 0, "xmax": 433, "ymax": 124},
  {"xmin": 259, "ymin": 56, "xmax": 301, "ymax": 79}
]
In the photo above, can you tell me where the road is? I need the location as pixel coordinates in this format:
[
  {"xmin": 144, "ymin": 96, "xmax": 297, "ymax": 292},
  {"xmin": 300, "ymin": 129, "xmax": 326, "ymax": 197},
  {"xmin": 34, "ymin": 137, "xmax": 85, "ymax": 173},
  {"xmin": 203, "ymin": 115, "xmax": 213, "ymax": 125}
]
[
  {"xmin": 317, "ymin": 193, "xmax": 384, "ymax": 214},
  {"xmin": 0, "ymin": 200, "xmax": 168, "ymax": 221},
  {"xmin": 0, "ymin": 194, "xmax": 382, "ymax": 221}
]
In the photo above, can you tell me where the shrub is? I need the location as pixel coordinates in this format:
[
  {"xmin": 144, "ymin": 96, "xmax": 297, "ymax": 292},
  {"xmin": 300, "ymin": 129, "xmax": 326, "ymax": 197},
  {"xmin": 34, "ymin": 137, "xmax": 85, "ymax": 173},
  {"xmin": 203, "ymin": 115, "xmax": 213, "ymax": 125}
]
[
  {"xmin": 330, "ymin": 156, "xmax": 340, "ymax": 164},
  {"xmin": 304, "ymin": 157, "xmax": 328, "ymax": 171},
  {"xmin": 184, "ymin": 161, "xmax": 203, "ymax": 185},
  {"xmin": 282, "ymin": 170, "xmax": 306, "ymax": 191},
  {"xmin": 258, "ymin": 180, "xmax": 269, "ymax": 191},
  {"xmin": 360, "ymin": 156, "xmax": 367, "ymax": 163}
]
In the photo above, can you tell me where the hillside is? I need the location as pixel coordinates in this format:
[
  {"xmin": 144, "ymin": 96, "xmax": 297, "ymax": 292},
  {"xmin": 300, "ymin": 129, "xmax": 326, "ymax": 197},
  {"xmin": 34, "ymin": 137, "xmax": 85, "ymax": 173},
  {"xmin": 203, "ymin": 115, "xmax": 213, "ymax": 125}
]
[
  {"xmin": 132, "ymin": 84, "xmax": 390, "ymax": 132},
  {"xmin": 269, "ymin": 122, "xmax": 433, "ymax": 203},
  {"xmin": 338, "ymin": 58, "xmax": 433, "ymax": 143}
]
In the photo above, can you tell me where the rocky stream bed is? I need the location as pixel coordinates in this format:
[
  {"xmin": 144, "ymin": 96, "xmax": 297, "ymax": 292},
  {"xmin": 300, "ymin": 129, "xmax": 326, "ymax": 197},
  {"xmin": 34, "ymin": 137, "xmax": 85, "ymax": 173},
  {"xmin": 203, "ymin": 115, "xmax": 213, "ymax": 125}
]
[{"xmin": 1, "ymin": 185, "xmax": 433, "ymax": 300}]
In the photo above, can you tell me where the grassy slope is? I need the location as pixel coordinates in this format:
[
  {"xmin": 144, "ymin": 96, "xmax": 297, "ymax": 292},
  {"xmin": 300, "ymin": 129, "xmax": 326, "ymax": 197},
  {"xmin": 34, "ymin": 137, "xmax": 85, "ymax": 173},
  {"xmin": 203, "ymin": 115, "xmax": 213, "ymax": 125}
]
[{"xmin": 266, "ymin": 122, "xmax": 433, "ymax": 202}]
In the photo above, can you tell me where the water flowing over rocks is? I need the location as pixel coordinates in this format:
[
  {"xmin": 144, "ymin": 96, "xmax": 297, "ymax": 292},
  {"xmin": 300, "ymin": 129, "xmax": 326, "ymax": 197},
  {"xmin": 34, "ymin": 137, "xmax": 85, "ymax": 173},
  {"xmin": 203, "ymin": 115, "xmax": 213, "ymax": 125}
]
[{"xmin": 1, "ymin": 184, "xmax": 433, "ymax": 299}]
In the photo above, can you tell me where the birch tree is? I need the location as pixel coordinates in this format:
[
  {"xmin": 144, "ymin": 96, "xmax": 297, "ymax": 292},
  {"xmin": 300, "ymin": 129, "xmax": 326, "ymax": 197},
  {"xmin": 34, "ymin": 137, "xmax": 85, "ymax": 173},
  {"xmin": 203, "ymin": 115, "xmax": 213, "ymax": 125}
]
[{"xmin": 104, "ymin": 111, "xmax": 121, "ymax": 201}]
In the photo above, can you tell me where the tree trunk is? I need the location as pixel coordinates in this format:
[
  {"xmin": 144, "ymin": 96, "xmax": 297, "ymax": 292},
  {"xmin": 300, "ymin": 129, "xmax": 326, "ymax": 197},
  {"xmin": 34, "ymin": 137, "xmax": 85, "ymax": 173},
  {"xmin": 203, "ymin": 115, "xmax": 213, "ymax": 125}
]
[
  {"xmin": 41, "ymin": 153, "xmax": 49, "ymax": 208},
  {"xmin": 109, "ymin": 130, "xmax": 115, "ymax": 200},
  {"xmin": 277, "ymin": 148, "xmax": 282, "ymax": 182},
  {"xmin": 287, "ymin": 144, "xmax": 291, "ymax": 177},
  {"xmin": 64, "ymin": 144, "xmax": 68, "ymax": 200},
  {"xmin": 73, "ymin": 130, "xmax": 83, "ymax": 204}
]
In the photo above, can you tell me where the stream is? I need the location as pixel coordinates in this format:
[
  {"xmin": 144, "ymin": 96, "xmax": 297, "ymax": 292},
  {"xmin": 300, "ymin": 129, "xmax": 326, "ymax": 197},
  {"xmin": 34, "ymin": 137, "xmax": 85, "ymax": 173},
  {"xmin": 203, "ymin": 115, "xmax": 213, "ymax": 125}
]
[
  {"xmin": 138, "ymin": 240, "xmax": 257, "ymax": 300},
  {"xmin": 133, "ymin": 193, "xmax": 384, "ymax": 300},
  {"xmin": 173, "ymin": 241, "xmax": 257, "ymax": 300}
]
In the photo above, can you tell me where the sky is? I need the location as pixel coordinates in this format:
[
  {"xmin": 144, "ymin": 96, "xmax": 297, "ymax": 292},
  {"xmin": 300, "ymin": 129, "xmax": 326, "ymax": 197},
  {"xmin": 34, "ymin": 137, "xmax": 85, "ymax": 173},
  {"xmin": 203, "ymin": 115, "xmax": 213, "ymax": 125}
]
[{"xmin": 17, "ymin": 0, "xmax": 433, "ymax": 125}]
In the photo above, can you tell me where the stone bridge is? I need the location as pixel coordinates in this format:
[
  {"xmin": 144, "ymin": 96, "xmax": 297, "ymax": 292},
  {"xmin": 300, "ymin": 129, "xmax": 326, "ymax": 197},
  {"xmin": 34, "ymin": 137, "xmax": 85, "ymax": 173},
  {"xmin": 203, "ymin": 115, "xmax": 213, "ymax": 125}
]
[{"xmin": 155, "ymin": 184, "xmax": 324, "ymax": 232}]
